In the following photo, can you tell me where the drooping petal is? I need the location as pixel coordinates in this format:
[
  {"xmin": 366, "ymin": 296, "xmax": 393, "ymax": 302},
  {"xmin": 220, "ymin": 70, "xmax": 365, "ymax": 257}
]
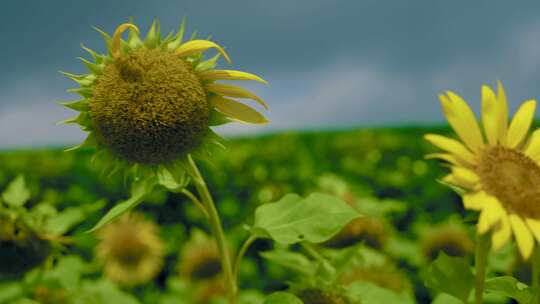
[
  {"xmin": 491, "ymin": 213, "xmax": 512, "ymax": 250},
  {"xmin": 450, "ymin": 166, "xmax": 480, "ymax": 189},
  {"xmin": 175, "ymin": 40, "xmax": 231, "ymax": 63},
  {"xmin": 424, "ymin": 134, "xmax": 477, "ymax": 166},
  {"xmin": 509, "ymin": 214, "xmax": 535, "ymax": 259},
  {"xmin": 507, "ymin": 99, "xmax": 536, "ymax": 148},
  {"xmin": 496, "ymin": 81, "xmax": 509, "ymax": 145},
  {"xmin": 210, "ymin": 96, "xmax": 268, "ymax": 124},
  {"xmin": 481, "ymin": 85, "xmax": 499, "ymax": 145},
  {"xmin": 198, "ymin": 70, "xmax": 268, "ymax": 84},
  {"xmin": 425, "ymin": 153, "xmax": 460, "ymax": 166},
  {"xmin": 462, "ymin": 191, "xmax": 490, "ymax": 211},
  {"xmin": 441, "ymin": 92, "xmax": 484, "ymax": 151},
  {"xmin": 526, "ymin": 218, "xmax": 540, "ymax": 244},
  {"xmin": 524, "ymin": 129, "xmax": 540, "ymax": 161},
  {"xmin": 112, "ymin": 23, "xmax": 139, "ymax": 58},
  {"xmin": 206, "ymin": 83, "xmax": 268, "ymax": 109},
  {"xmin": 477, "ymin": 199, "xmax": 505, "ymax": 234}
]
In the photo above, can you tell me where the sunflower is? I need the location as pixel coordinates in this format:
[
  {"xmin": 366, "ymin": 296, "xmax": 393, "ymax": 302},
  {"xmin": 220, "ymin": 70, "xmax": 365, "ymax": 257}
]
[
  {"xmin": 95, "ymin": 212, "xmax": 165, "ymax": 286},
  {"xmin": 419, "ymin": 223, "xmax": 474, "ymax": 261},
  {"xmin": 0, "ymin": 214, "xmax": 50, "ymax": 278},
  {"xmin": 339, "ymin": 264, "xmax": 411, "ymax": 294},
  {"xmin": 178, "ymin": 233, "xmax": 222, "ymax": 281},
  {"xmin": 60, "ymin": 20, "xmax": 268, "ymax": 179},
  {"xmin": 295, "ymin": 288, "xmax": 353, "ymax": 304},
  {"xmin": 425, "ymin": 82, "xmax": 540, "ymax": 259},
  {"xmin": 324, "ymin": 216, "xmax": 387, "ymax": 249}
]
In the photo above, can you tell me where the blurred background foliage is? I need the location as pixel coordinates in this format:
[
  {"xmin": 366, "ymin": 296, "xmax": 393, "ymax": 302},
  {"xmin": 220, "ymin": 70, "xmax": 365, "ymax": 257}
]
[{"xmin": 0, "ymin": 126, "xmax": 527, "ymax": 303}]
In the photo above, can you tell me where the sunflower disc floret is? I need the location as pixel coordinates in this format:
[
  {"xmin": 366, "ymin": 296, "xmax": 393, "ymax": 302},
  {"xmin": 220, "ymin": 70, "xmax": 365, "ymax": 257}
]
[{"xmin": 92, "ymin": 48, "xmax": 209, "ymax": 164}]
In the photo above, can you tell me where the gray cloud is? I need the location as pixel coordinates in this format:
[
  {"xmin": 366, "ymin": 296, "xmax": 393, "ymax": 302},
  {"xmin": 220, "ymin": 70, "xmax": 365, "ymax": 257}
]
[{"xmin": 1, "ymin": 0, "xmax": 540, "ymax": 147}]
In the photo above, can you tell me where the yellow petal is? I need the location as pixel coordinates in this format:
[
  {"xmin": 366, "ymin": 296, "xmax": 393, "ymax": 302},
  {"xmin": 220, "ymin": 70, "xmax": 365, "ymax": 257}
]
[
  {"xmin": 451, "ymin": 166, "xmax": 480, "ymax": 189},
  {"xmin": 526, "ymin": 218, "xmax": 540, "ymax": 244},
  {"xmin": 424, "ymin": 134, "xmax": 477, "ymax": 166},
  {"xmin": 462, "ymin": 191, "xmax": 489, "ymax": 211},
  {"xmin": 112, "ymin": 23, "xmax": 139, "ymax": 58},
  {"xmin": 507, "ymin": 99, "xmax": 536, "ymax": 148},
  {"xmin": 509, "ymin": 214, "xmax": 535, "ymax": 259},
  {"xmin": 441, "ymin": 92, "xmax": 484, "ymax": 151},
  {"xmin": 425, "ymin": 153, "xmax": 460, "ymax": 166},
  {"xmin": 210, "ymin": 96, "xmax": 268, "ymax": 124},
  {"xmin": 496, "ymin": 81, "xmax": 509, "ymax": 145},
  {"xmin": 492, "ymin": 213, "xmax": 512, "ymax": 250},
  {"xmin": 524, "ymin": 129, "xmax": 540, "ymax": 161},
  {"xmin": 477, "ymin": 197, "xmax": 504, "ymax": 234},
  {"xmin": 198, "ymin": 70, "xmax": 267, "ymax": 84},
  {"xmin": 206, "ymin": 83, "xmax": 268, "ymax": 109},
  {"xmin": 481, "ymin": 85, "xmax": 499, "ymax": 145},
  {"xmin": 175, "ymin": 40, "xmax": 231, "ymax": 63}
]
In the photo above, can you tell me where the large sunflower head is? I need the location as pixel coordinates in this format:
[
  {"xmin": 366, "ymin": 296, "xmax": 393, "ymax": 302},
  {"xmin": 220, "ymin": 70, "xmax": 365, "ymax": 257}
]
[
  {"xmin": 425, "ymin": 81, "xmax": 540, "ymax": 259},
  {"xmin": 61, "ymin": 20, "xmax": 268, "ymax": 177},
  {"xmin": 95, "ymin": 212, "xmax": 165, "ymax": 286}
]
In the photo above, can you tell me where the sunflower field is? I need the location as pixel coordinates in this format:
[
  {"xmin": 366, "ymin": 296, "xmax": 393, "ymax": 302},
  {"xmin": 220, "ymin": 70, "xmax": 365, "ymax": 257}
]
[{"xmin": 2, "ymin": 20, "xmax": 540, "ymax": 304}]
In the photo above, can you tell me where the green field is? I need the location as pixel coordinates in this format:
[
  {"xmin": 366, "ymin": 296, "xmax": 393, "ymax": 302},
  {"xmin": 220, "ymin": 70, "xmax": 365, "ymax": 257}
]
[{"xmin": 0, "ymin": 127, "xmax": 528, "ymax": 303}]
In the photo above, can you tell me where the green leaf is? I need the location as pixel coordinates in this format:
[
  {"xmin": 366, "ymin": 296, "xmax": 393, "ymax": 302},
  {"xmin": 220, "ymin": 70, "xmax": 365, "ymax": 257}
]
[
  {"xmin": 46, "ymin": 200, "xmax": 106, "ymax": 235},
  {"xmin": 251, "ymin": 193, "xmax": 360, "ymax": 244},
  {"xmin": 2, "ymin": 175, "xmax": 30, "ymax": 207},
  {"xmin": 431, "ymin": 293, "xmax": 463, "ymax": 304},
  {"xmin": 87, "ymin": 177, "xmax": 156, "ymax": 232},
  {"xmin": 424, "ymin": 253, "xmax": 474, "ymax": 302},
  {"xmin": 264, "ymin": 292, "xmax": 302, "ymax": 304},
  {"xmin": 484, "ymin": 276, "xmax": 537, "ymax": 304},
  {"xmin": 75, "ymin": 279, "xmax": 140, "ymax": 304},
  {"xmin": 157, "ymin": 167, "xmax": 189, "ymax": 192},
  {"xmin": 260, "ymin": 249, "xmax": 316, "ymax": 276},
  {"xmin": 347, "ymin": 282, "xmax": 415, "ymax": 304},
  {"xmin": 45, "ymin": 255, "xmax": 87, "ymax": 290},
  {"xmin": 0, "ymin": 282, "xmax": 23, "ymax": 304}
]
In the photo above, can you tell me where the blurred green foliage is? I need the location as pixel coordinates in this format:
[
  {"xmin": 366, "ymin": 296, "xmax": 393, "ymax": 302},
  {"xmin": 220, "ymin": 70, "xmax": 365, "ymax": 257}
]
[{"xmin": 0, "ymin": 127, "xmax": 519, "ymax": 303}]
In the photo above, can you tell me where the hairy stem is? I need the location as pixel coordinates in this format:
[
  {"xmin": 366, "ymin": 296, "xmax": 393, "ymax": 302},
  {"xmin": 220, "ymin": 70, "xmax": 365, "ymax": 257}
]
[
  {"xmin": 187, "ymin": 155, "xmax": 237, "ymax": 304},
  {"xmin": 474, "ymin": 233, "xmax": 490, "ymax": 304}
]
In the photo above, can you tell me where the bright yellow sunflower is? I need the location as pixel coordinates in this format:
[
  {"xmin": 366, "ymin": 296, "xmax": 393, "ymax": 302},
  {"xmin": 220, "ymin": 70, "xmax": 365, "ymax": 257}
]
[
  {"xmin": 425, "ymin": 81, "xmax": 540, "ymax": 259},
  {"xmin": 96, "ymin": 212, "xmax": 165, "ymax": 286},
  {"xmin": 60, "ymin": 20, "xmax": 268, "ymax": 179}
]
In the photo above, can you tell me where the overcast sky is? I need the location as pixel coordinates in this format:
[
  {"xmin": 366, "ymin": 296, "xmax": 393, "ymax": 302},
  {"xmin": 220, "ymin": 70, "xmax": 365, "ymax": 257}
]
[{"xmin": 1, "ymin": 1, "xmax": 540, "ymax": 148}]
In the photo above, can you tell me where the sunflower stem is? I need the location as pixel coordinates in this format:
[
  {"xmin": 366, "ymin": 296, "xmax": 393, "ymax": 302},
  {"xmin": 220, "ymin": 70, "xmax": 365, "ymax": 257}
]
[
  {"xmin": 474, "ymin": 233, "xmax": 490, "ymax": 304},
  {"xmin": 532, "ymin": 248, "xmax": 540, "ymax": 303},
  {"xmin": 233, "ymin": 235, "xmax": 257, "ymax": 282},
  {"xmin": 187, "ymin": 155, "xmax": 237, "ymax": 304}
]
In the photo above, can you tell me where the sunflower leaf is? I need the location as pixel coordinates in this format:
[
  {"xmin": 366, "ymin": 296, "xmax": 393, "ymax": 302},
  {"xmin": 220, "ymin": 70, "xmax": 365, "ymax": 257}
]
[
  {"xmin": 424, "ymin": 253, "xmax": 474, "ymax": 302},
  {"xmin": 484, "ymin": 276, "xmax": 538, "ymax": 304},
  {"xmin": 2, "ymin": 175, "xmax": 30, "ymax": 207},
  {"xmin": 250, "ymin": 193, "xmax": 360, "ymax": 244},
  {"xmin": 87, "ymin": 177, "xmax": 156, "ymax": 232},
  {"xmin": 264, "ymin": 292, "xmax": 303, "ymax": 304}
]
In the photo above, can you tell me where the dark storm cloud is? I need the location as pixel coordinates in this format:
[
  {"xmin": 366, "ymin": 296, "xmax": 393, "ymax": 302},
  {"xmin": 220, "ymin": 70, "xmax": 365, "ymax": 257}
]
[{"xmin": 1, "ymin": 0, "xmax": 540, "ymax": 146}]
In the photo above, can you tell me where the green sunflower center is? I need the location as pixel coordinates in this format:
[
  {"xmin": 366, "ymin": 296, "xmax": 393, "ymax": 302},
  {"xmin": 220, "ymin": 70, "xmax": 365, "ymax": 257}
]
[
  {"xmin": 109, "ymin": 231, "xmax": 148, "ymax": 266},
  {"xmin": 90, "ymin": 48, "xmax": 209, "ymax": 164},
  {"xmin": 477, "ymin": 146, "xmax": 540, "ymax": 218}
]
